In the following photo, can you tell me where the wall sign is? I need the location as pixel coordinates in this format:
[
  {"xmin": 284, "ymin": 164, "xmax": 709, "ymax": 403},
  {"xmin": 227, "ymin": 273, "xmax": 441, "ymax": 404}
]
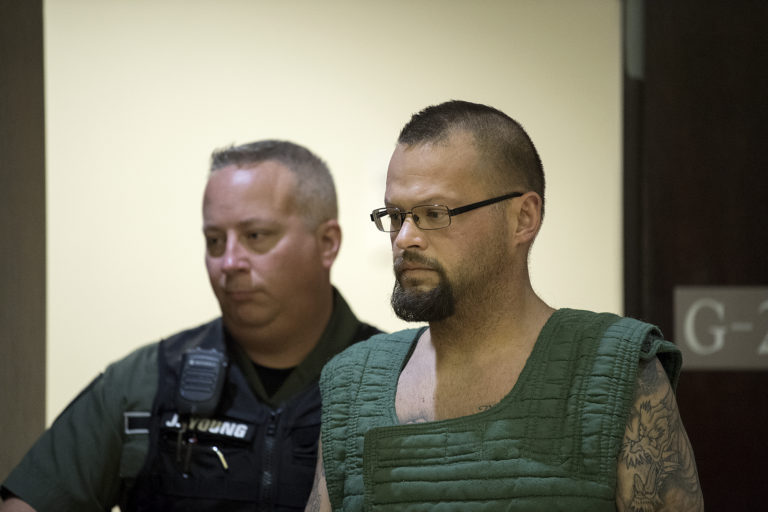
[{"xmin": 674, "ymin": 287, "xmax": 768, "ymax": 370}]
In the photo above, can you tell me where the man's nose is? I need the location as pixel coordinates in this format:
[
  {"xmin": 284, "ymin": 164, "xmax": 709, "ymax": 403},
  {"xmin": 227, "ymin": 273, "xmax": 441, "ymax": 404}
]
[
  {"xmin": 222, "ymin": 237, "xmax": 249, "ymax": 272},
  {"xmin": 393, "ymin": 216, "xmax": 426, "ymax": 251}
]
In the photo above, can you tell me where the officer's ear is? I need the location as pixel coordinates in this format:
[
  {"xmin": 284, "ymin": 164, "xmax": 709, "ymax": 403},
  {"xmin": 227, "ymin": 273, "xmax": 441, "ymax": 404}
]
[{"xmin": 315, "ymin": 219, "xmax": 341, "ymax": 270}]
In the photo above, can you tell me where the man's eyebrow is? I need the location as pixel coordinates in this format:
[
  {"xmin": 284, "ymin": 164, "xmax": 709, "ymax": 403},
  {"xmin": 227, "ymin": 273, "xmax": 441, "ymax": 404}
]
[
  {"xmin": 236, "ymin": 218, "xmax": 265, "ymax": 227},
  {"xmin": 203, "ymin": 217, "xmax": 272, "ymax": 230},
  {"xmin": 384, "ymin": 197, "xmax": 448, "ymax": 208},
  {"xmin": 239, "ymin": 217, "xmax": 284, "ymax": 230}
]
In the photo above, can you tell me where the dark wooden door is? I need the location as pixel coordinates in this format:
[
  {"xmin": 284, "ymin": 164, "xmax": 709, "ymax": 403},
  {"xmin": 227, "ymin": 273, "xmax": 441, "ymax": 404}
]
[
  {"xmin": 0, "ymin": 0, "xmax": 46, "ymax": 483},
  {"xmin": 623, "ymin": 1, "xmax": 768, "ymax": 509}
]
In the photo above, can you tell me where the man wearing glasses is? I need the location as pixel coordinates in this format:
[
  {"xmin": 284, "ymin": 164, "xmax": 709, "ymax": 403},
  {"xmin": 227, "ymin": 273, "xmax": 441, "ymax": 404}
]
[{"xmin": 306, "ymin": 100, "xmax": 703, "ymax": 511}]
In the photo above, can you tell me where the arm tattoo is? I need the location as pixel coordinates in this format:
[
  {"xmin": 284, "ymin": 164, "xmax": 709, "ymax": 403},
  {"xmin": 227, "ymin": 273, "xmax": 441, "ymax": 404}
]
[{"xmin": 617, "ymin": 358, "xmax": 704, "ymax": 511}]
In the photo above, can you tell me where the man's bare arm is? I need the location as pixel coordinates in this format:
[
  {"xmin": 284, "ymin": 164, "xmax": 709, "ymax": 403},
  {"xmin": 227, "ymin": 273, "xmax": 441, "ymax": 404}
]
[
  {"xmin": 616, "ymin": 357, "xmax": 704, "ymax": 511},
  {"xmin": 0, "ymin": 497, "xmax": 37, "ymax": 512},
  {"xmin": 305, "ymin": 439, "xmax": 332, "ymax": 512}
]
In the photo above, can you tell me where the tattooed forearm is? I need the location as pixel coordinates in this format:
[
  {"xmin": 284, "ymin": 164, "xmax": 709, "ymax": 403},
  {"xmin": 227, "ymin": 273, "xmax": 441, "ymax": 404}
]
[{"xmin": 616, "ymin": 358, "xmax": 704, "ymax": 511}]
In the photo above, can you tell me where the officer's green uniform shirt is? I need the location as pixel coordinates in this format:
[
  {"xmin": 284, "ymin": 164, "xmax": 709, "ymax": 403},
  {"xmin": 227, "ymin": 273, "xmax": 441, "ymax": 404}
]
[{"xmin": 2, "ymin": 290, "xmax": 369, "ymax": 511}]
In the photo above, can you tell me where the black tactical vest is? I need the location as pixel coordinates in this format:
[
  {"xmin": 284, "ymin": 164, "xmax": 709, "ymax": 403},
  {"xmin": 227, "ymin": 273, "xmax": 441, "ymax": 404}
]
[{"xmin": 123, "ymin": 318, "xmax": 375, "ymax": 511}]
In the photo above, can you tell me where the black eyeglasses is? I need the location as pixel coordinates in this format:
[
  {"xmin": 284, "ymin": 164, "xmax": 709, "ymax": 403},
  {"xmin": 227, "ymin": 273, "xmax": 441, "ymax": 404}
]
[{"xmin": 370, "ymin": 191, "xmax": 524, "ymax": 232}]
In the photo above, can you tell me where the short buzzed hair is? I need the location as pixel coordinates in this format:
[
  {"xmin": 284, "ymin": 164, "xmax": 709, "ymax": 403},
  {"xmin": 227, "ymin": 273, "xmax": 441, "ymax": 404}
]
[
  {"xmin": 210, "ymin": 140, "xmax": 337, "ymax": 227},
  {"xmin": 398, "ymin": 100, "xmax": 545, "ymax": 217}
]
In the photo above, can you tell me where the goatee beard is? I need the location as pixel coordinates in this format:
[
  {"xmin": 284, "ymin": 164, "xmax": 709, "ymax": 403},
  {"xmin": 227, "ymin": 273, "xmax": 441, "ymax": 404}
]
[{"xmin": 390, "ymin": 253, "xmax": 455, "ymax": 322}]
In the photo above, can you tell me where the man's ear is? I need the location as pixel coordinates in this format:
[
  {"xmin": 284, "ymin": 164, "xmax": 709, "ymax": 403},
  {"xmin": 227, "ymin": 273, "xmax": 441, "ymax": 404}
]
[
  {"xmin": 513, "ymin": 192, "xmax": 543, "ymax": 245},
  {"xmin": 316, "ymin": 219, "xmax": 341, "ymax": 269}
]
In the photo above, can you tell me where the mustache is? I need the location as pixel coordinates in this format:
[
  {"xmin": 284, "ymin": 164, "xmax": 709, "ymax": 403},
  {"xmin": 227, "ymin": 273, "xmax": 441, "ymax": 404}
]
[{"xmin": 394, "ymin": 251, "xmax": 444, "ymax": 274}]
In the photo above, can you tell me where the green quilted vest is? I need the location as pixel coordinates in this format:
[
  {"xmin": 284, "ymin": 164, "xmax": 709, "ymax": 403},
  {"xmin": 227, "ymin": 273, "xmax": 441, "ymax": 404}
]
[{"xmin": 319, "ymin": 309, "xmax": 681, "ymax": 511}]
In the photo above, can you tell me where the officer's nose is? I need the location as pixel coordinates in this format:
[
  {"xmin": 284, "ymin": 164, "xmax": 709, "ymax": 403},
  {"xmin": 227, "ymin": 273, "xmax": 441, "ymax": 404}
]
[{"xmin": 222, "ymin": 237, "xmax": 249, "ymax": 273}]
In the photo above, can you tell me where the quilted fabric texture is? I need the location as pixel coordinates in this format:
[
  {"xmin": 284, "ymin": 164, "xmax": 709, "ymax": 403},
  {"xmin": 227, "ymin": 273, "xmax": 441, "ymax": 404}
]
[{"xmin": 320, "ymin": 309, "xmax": 681, "ymax": 511}]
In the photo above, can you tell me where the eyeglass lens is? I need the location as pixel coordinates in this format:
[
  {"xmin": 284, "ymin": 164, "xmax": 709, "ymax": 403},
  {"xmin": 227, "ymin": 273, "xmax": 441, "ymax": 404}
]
[{"xmin": 377, "ymin": 206, "xmax": 451, "ymax": 232}]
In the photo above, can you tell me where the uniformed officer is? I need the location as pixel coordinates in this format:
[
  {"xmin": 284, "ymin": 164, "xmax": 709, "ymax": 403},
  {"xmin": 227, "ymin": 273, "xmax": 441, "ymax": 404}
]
[{"xmin": 1, "ymin": 140, "xmax": 380, "ymax": 512}]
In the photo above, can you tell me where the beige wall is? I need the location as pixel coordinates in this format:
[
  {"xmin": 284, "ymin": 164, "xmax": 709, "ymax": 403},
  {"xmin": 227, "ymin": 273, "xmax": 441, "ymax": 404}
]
[{"xmin": 44, "ymin": 0, "xmax": 621, "ymax": 422}]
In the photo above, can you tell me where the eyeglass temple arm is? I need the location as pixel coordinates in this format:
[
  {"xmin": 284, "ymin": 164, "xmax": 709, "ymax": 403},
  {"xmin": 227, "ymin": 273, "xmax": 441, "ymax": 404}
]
[{"xmin": 447, "ymin": 191, "xmax": 524, "ymax": 216}]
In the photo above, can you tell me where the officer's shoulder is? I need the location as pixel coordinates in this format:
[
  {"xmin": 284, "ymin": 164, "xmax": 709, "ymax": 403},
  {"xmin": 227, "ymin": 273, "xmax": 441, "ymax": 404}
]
[
  {"xmin": 96, "ymin": 342, "xmax": 159, "ymax": 395},
  {"xmin": 160, "ymin": 318, "xmax": 221, "ymax": 347},
  {"xmin": 103, "ymin": 319, "xmax": 219, "ymax": 382}
]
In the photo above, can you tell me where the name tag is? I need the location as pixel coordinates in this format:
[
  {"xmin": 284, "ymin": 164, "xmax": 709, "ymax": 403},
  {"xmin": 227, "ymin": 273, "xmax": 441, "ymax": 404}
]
[{"xmin": 160, "ymin": 412, "xmax": 256, "ymax": 442}]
